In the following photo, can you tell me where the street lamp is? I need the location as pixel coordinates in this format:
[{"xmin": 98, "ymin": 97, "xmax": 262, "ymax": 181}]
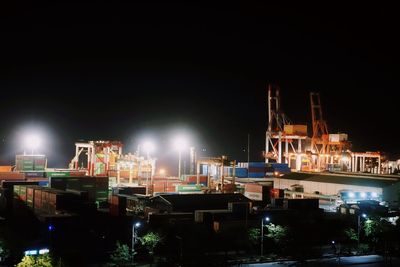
[
  {"xmin": 260, "ymin": 216, "xmax": 270, "ymax": 257},
  {"xmin": 357, "ymin": 213, "xmax": 367, "ymax": 248},
  {"xmin": 173, "ymin": 136, "xmax": 188, "ymax": 179},
  {"xmin": 142, "ymin": 141, "xmax": 155, "ymax": 195},
  {"xmin": 132, "ymin": 222, "xmax": 141, "ymax": 265}
]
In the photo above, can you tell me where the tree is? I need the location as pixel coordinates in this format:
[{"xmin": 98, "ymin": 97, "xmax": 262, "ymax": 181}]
[
  {"xmin": 109, "ymin": 241, "xmax": 131, "ymax": 266},
  {"xmin": 17, "ymin": 254, "xmax": 53, "ymax": 267},
  {"xmin": 344, "ymin": 227, "xmax": 358, "ymax": 242},
  {"xmin": 16, "ymin": 256, "xmax": 36, "ymax": 267},
  {"xmin": 364, "ymin": 219, "xmax": 382, "ymax": 244},
  {"xmin": 140, "ymin": 232, "xmax": 162, "ymax": 255},
  {"xmin": 248, "ymin": 228, "xmax": 260, "ymax": 247},
  {"xmin": 266, "ymin": 224, "xmax": 288, "ymax": 246},
  {"xmin": 0, "ymin": 239, "xmax": 9, "ymax": 262}
]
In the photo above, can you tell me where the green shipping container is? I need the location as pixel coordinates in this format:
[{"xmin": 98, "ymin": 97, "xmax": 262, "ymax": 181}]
[
  {"xmin": 176, "ymin": 185, "xmax": 202, "ymax": 192},
  {"xmin": 46, "ymin": 171, "xmax": 70, "ymax": 178}
]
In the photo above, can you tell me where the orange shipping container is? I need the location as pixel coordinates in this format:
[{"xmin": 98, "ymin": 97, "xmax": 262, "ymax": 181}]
[
  {"xmin": 0, "ymin": 166, "xmax": 12, "ymax": 172},
  {"xmin": 0, "ymin": 172, "xmax": 25, "ymax": 180}
]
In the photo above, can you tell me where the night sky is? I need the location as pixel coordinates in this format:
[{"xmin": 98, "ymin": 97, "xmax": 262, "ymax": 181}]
[{"xmin": 1, "ymin": 2, "xmax": 399, "ymax": 171}]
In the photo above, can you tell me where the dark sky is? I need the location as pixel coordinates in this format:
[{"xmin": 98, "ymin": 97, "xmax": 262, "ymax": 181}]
[{"xmin": 1, "ymin": 2, "xmax": 399, "ymax": 171}]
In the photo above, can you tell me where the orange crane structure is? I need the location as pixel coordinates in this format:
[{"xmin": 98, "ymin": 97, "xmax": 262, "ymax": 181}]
[
  {"xmin": 309, "ymin": 92, "xmax": 351, "ymax": 171},
  {"xmin": 265, "ymin": 84, "xmax": 383, "ymax": 174}
]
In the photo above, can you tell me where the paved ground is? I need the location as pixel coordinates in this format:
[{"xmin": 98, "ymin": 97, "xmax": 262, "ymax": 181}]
[{"xmin": 232, "ymin": 255, "xmax": 399, "ymax": 267}]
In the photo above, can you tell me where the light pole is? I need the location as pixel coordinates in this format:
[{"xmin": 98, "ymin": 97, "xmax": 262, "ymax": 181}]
[
  {"xmin": 142, "ymin": 141, "xmax": 155, "ymax": 195},
  {"xmin": 357, "ymin": 213, "xmax": 367, "ymax": 248},
  {"xmin": 132, "ymin": 222, "xmax": 141, "ymax": 265},
  {"xmin": 260, "ymin": 216, "xmax": 270, "ymax": 257},
  {"xmin": 173, "ymin": 136, "xmax": 187, "ymax": 179},
  {"xmin": 178, "ymin": 150, "xmax": 182, "ymax": 179}
]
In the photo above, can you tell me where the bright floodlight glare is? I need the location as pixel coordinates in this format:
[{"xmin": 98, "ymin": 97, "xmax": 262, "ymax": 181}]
[
  {"xmin": 24, "ymin": 134, "xmax": 41, "ymax": 150},
  {"xmin": 360, "ymin": 192, "xmax": 366, "ymax": 198},
  {"xmin": 173, "ymin": 136, "xmax": 188, "ymax": 151},
  {"xmin": 362, "ymin": 213, "xmax": 367, "ymax": 218},
  {"xmin": 331, "ymin": 240, "xmax": 335, "ymax": 244},
  {"xmin": 39, "ymin": 249, "xmax": 50, "ymax": 255},
  {"xmin": 159, "ymin": 168, "xmax": 166, "ymax": 176},
  {"xmin": 371, "ymin": 192, "xmax": 378, "ymax": 198},
  {"xmin": 348, "ymin": 192, "xmax": 355, "ymax": 198},
  {"xmin": 142, "ymin": 140, "xmax": 156, "ymax": 153},
  {"xmin": 135, "ymin": 222, "xmax": 141, "ymax": 227}
]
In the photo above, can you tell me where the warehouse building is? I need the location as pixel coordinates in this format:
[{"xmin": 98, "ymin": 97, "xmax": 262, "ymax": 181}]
[
  {"xmin": 148, "ymin": 193, "xmax": 251, "ymax": 213},
  {"xmin": 273, "ymin": 172, "xmax": 400, "ymax": 205}
]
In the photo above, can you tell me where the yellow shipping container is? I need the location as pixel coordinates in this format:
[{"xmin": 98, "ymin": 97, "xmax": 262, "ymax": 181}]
[{"xmin": 284, "ymin": 125, "xmax": 307, "ymax": 136}]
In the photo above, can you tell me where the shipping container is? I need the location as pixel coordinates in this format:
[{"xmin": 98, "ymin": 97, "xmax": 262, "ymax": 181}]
[
  {"xmin": 113, "ymin": 186, "xmax": 146, "ymax": 195},
  {"xmin": 0, "ymin": 172, "xmax": 25, "ymax": 181},
  {"xmin": 235, "ymin": 168, "xmax": 248, "ymax": 178},
  {"xmin": 184, "ymin": 175, "xmax": 208, "ymax": 186},
  {"xmin": 248, "ymin": 162, "xmax": 266, "ymax": 168},
  {"xmin": 15, "ymin": 155, "xmax": 46, "ymax": 171},
  {"xmin": 244, "ymin": 183, "xmax": 272, "ymax": 202},
  {"xmin": 270, "ymin": 188, "xmax": 285, "ymax": 199},
  {"xmin": 284, "ymin": 125, "xmax": 307, "ymax": 136},
  {"xmin": 0, "ymin": 166, "xmax": 12, "ymax": 172},
  {"xmin": 248, "ymin": 172, "xmax": 265, "ymax": 178},
  {"xmin": 46, "ymin": 171, "xmax": 70, "ymax": 178},
  {"xmin": 34, "ymin": 188, "xmax": 43, "ymax": 210},
  {"xmin": 176, "ymin": 184, "xmax": 202, "ymax": 193},
  {"xmin": 109, "ymin": 195, "xmax": 127, "ymax": 216},
  {"xmin": 329, "ymin": 133, "xmax": 348, "ymax": 142},
  {"xmin": 24, "ymin": 172, "xmax": 45, "ymax": 178}
]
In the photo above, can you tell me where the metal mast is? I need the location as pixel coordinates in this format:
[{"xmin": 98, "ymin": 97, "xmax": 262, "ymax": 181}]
[{"xmin": 265, "ymin": 84, "xmax": 291, "ymax": 163}]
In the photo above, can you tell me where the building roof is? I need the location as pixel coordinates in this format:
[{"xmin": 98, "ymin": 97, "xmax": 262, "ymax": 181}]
[
  {"xmin": 153, "ymin": 193, "xmax": 251, "ymax": 212},
  {"xmin": 281, "ymin": 172, "xmax": 399, "ymax": 188}
]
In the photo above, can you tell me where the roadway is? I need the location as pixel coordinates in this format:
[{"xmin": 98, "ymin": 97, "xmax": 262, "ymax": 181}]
[{"xmin": 233, "ymin": 255, "xmax": 398, "ymax": 267}]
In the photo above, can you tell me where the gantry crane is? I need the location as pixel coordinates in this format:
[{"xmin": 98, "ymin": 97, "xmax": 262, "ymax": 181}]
[{"xmin": 265, "ymin": 84, "xmax": 307, "ymax": 170}]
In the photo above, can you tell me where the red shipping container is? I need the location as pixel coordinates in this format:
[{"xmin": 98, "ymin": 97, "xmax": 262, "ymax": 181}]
[
  {"xmin": 119, "ymin": 170, "xmax": 130, "ymax": 178},
  {"xmin": 270, "ymin": 188, "xmax": 284, "ymax": 199},
  {"xmin": 34, "ymin": 189, "xmax": 43, "ymax": 210},
  {"xmin": 69, "ymin": 171, "xmax": 87, "ymax": 177},
  {"xmin": 152, "ymin": 186, "xmax": 165, "ymax": 193},
  {"xmin": 165, "ymin": 186, "xmax": 176, "ymax": 193}
]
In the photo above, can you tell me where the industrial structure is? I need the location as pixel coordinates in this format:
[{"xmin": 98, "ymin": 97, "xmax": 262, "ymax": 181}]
[
  {"xmin": 265, "ymin": 84, "xmax": 384, "ymax": 174},
  {"xmin": 69, "ymin": 140, "xmax": 156, "ymax": 190}
]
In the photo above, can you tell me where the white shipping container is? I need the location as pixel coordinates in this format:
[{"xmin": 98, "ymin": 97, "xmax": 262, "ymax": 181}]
[{"xmin": 329, "ymin": 133, "xmax": 348, "ymax": 142}]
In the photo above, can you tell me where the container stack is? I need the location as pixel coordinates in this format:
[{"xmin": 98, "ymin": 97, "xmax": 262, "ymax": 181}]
[
  {"xmin": 248, "ymin": 162, "xmax": 266, "ymax": 178},
  {"xmin": 49, "ymin": 176, "xmax": 109, "ymax": 205},
  {"xmin": 15, "ymin": 155, "xmax": 46, "ymax": 171},
  {"xmin": 14, "ymin": 185, "xmax": 87, "ymax": 214}
]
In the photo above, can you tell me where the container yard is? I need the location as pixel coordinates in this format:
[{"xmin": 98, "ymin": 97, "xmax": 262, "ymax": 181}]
[{"xmin": 0, "ymin": 86, "xmax": 398, "ymax": 266}]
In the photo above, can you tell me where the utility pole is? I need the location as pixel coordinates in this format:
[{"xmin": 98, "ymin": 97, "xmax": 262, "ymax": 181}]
[{"xmin": 247, "ymin": 134, "xmax": 250, "ymax": 164}]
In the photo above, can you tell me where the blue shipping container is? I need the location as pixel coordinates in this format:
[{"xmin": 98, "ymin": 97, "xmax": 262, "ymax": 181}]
[
  {"xmin": 248, "ymin": 162, "xmax": 266, "ymax": 168},
  {"xmin": 248, "ymin": 172, "xmax": 265, "ymax": 178},
  {"xmin": 235, "ymin": 168, "xmax": 248, "ymax": 178}
]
